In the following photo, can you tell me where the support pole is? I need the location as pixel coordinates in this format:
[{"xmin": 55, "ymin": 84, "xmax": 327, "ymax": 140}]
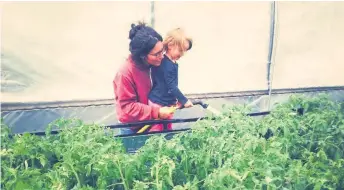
[
  {"xmin": 266, "ymin": 1, "xmax": 277, "ymax": 110},
  {"xmin": 150, "ymin": 1, "xmax": 155, "ymax": 28}
]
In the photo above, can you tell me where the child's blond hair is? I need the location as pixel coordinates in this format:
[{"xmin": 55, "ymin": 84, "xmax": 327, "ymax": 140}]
[{"xmin": 163, "ymin": 28, "xmax": 192, "ymax": 53}]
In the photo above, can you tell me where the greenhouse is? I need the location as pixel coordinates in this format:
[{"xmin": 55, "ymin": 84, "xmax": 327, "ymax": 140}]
[{"xmin": 1, "ymin": 1, "xmax": 344, "ymax": 189}]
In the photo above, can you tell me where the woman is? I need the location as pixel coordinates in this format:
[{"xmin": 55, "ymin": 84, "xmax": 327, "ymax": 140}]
[{"xmin": 113, "ymin": 21, "xmax": 175, "ymax": 135}]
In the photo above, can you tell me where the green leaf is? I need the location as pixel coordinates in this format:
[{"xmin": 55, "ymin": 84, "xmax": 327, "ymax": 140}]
[
  {"xmin": 164, "ymin": 175, "xmax": 174, "ymax": 187},
  {"xmin": 14, "ymin": 180, "xmax": 32, "ymax": 190},
  {"xmin": 314, "ymin": 182, "xmax": 322, "ymax": 190},
  {"xmin": 38, "ymin": 155, "xmax": 47, "ymax": 167},
  {"xmin": 173, "ymin": 185, "xmax": 185, "ymax": 190}
]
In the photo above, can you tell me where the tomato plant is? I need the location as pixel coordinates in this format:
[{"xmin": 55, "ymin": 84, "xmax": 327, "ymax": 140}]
[{"xmin": 1, "ymin": 94, "xmax": 344, "ymax": 189}]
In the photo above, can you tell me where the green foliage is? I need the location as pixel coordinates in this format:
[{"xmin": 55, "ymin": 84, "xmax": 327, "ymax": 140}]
[{"xmin": 1, "ymin": 94, "xmax": 344, "ymax": 189}]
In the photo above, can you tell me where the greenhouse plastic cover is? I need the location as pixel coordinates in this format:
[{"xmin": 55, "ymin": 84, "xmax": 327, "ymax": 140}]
[
  {"xmin": 2, "ymin": 89, "xmax": 344, "ymax": 134},
  {"xmin": 1, "ymin": 2, "xmax": 344, "ymax": 133}
]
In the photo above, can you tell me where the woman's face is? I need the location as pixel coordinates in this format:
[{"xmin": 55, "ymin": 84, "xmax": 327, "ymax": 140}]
[{"xmin": 145, "ymin": 41, "xmax": 165, "ymax": 66}]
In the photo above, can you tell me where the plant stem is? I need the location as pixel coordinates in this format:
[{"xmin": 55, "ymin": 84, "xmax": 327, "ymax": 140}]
[
  {"xmin": 308, "ymin": 130, "xmax": 315, "ymax": 152},
  {"xmin": 69, "ymin": 163, "xmax": 81, "ymax": 187},
  {"xmin": 107, "ymin": 182, "xmax": 126, "ymax": 188},
  {"xmin": 183, "ymin": 153, "xmax": 190, "ymax": 181},
  {"xmin": 156, "ymin": 166, "xmax": 160, "ymax": 190},
  {"xmin": 116, "ymin": 159, "xmax": 129, "ymax": 190}
]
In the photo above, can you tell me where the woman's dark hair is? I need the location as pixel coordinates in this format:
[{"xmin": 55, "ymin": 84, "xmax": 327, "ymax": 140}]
[{"xmin": 129, "ymin": 21, "xmax": 162, "ymax": 65}]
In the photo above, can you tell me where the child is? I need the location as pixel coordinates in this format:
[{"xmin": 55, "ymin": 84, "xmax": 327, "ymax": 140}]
[{"xmin": 148, "ymin": 28, "xmax": 193, "ymax": 132}]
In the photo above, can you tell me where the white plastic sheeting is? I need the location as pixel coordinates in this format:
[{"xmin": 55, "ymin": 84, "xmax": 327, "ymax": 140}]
[
  {"xmin": 1, "ymin": 2, "xmax": 151, "ymax": 102},
  {"xmin": 1, "ymin": 1, "xmax": 344, "ymax": 103},
  {"xmin": 153, "ymin": 1, "xmax": 271, "ymax": 94},
  {"xmin": 272, "ymin": 2, "xmax": 344, "ymax": 88}
]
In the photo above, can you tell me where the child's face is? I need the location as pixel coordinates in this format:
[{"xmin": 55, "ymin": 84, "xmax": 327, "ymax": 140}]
[{"xmin": 167, "ymin": 42, "xmax": 190, "ymax": 61}]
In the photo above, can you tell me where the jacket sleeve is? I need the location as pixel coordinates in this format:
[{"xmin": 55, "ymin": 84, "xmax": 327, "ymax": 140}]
[
  {"xmin": 163, "ymin": 63, "xmax": 188, "ymax": 105},
  {"xmin": 114, "ymin": 73, "xmax": 160, "ymax": 121}
]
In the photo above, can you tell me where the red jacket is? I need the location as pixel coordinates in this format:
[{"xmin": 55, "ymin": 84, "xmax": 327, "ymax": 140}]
[{"xmin": 113, "ymin": 56, "xmax": 160, "ymax": 128}]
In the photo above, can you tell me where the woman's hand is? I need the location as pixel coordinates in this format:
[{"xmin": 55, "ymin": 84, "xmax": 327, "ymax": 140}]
[{"xmin": 158, "ymin": 107, "xmax": 174, "ymax": 119}]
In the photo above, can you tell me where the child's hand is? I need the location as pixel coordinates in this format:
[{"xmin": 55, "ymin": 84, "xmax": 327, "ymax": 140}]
[
  {"xmin": 176, "ymin": 102, "xmax": 183, "ymax": 109},
  {"xmin": 184, "ymin": 100, "xmax": 193, "ymax": 108}
]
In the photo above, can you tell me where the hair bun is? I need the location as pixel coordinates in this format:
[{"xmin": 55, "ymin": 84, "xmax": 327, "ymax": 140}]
[
  {"xmin": 129, "ymin": 24, "xmax": 138, "ymax": 40},
  {"xmin": 129, "ymin": 22, "xmax": 147, "ymax": 40}
]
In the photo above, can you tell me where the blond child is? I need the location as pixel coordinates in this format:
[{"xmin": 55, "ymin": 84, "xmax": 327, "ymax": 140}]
[{"xmin": 148, "ymin": 28, "xmax": 193, "ymax": 132}]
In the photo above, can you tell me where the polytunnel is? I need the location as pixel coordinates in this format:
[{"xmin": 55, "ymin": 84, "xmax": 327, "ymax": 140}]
[
  {"xmin": 2, "ymin": 2, "xmax": 344, "ymax": 189},
  {"xmin": 1, "ymin": 1, "xmax": 344, "ymax": 148}
]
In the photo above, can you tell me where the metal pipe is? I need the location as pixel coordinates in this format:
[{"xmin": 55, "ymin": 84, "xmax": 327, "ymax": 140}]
[
  {"xmin": 15, "ymin": 111, "xmax": 271, "ymax": 136},
  {"xmin": 266, "ymin": 1, "xmax": 277, "ymax": 110},
  {"xmin": 150, "ymin": 1, "xmax": 155, "ymax": 28}
]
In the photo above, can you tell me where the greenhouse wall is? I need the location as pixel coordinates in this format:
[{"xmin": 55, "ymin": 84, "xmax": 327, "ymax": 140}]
[
  {"xmin": 1, "ymin": 1, "xmax": 344, "ymax": 133},
  {"xmin": 2, "ymin": 88, "xmax": 344, "ymax": 134},
  {"xmin": 1, "ymin": 1, "xmax": 343, "ymax": 103}
]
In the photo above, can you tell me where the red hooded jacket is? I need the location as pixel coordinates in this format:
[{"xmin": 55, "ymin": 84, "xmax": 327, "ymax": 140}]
[{"xmin": 113, "ymin": 56, "xmax": 160, "ymax": 130}]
